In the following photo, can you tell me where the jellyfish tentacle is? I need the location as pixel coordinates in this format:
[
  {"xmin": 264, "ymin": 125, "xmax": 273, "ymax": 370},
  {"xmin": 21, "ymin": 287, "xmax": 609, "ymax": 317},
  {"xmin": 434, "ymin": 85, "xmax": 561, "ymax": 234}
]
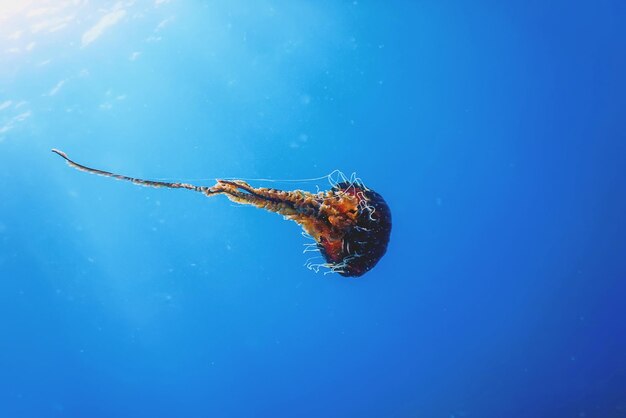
[
  {"xmin": 51, "ymin": 150, "xmax": 272, "ymax": 207},
  {"xmin": 51, "ymin": 149, "xmax": 207, "ymax": 193}
]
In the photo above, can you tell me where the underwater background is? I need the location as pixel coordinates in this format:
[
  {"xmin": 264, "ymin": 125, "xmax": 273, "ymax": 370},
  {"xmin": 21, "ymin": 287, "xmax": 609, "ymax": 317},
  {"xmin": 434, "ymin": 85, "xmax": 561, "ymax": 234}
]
[{"xmin": 1, "ymin": 1, "xmax": 625, "ymax": 417}]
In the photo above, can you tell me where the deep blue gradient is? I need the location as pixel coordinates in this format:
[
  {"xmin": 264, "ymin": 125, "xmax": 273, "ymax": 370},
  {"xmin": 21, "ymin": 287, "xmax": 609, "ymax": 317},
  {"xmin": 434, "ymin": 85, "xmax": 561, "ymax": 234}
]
[{"xmin": 1, "ymin": 1, "xmax": 625, "ymax": 417}]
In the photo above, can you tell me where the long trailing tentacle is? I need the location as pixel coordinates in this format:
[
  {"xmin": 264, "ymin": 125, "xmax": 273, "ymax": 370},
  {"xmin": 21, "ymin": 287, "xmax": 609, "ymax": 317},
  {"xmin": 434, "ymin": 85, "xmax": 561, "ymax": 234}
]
[
  {"xmin": 51, "ymin": 149, "xmax": 284, "ymax": 204},
  {"xmin": 51, "ymin": 149, "xmax": 207, "ymax": 193},
  {"xmin": 51, "ymin": 148, "xmax": 353, "ymax": 232}
]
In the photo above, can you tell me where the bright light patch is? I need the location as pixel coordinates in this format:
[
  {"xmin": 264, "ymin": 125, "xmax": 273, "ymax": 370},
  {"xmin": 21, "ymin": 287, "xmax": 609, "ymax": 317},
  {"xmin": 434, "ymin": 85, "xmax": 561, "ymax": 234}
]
[
  {"xmin": 81, "ymin": 9, "xmax": 126, "ymax": 47},
  {"xmin": 0, "ymin": 0, "xmax": 82, "ymax": 55}
]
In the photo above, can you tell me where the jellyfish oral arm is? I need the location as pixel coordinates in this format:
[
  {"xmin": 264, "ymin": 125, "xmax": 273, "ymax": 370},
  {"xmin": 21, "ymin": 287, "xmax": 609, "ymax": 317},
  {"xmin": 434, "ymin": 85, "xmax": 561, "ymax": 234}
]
[
  {"xmin": 51, "ymin": 148, "xmax": 335, "ymax": 254},
  {"xmin": 50, "ymin": 149, "xmax": 318, "ymax": 219}
]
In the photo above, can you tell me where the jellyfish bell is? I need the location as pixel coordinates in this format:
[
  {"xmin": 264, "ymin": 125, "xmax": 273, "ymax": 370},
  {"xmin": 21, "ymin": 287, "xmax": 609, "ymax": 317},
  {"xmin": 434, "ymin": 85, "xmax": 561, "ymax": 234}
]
[
  {"xmin": 301, "ymin": 180, "xmax": 391, "ymax": 276},
  {"xmin": 51, "ymin": 149, "xmax": 391, "ymax": 277},
  {"xmin": 322, "ymin": 182, "xmax": 392, "ymax": 276}
]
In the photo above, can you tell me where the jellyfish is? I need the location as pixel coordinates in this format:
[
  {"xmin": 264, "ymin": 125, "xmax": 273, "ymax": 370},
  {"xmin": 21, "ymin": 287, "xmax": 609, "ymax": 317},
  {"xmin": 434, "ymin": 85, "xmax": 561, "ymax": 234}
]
[{"xmin": 51, "ymin": 149, "xmax": 391, "ymax": 277}]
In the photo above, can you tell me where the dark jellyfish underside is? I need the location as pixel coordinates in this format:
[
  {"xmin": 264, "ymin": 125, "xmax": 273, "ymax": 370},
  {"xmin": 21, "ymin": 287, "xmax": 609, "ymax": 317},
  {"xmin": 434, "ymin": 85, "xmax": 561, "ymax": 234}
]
[{"xmin": 317, "ymin": 183, "xmax": 392, "ymax": 277}]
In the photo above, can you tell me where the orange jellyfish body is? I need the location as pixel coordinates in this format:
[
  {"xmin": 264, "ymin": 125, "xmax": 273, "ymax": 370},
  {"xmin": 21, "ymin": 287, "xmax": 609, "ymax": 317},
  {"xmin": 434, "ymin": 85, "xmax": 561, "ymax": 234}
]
[{"xmin": 52, "ymin": 149, "xmax": 391, "ymax": 277}]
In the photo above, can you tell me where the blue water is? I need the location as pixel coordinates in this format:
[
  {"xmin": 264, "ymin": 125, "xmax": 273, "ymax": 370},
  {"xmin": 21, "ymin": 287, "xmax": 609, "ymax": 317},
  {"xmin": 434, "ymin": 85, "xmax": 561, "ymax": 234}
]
[{"xmin": 1, "ymin": 1, "xmax": 625, "ymax": 417}]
